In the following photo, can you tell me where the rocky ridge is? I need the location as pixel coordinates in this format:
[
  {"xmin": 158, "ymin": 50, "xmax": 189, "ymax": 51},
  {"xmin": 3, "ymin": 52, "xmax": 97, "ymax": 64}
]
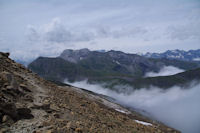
[{"xmin": 0, "ymin": 52, "xmax": 180, "ymax": 133}]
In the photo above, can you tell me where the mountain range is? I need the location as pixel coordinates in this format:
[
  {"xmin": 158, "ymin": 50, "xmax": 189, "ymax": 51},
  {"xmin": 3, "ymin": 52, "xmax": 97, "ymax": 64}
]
[
  {"xmin": 28, "ymin": 49, "xmax": 200, "ymax": 91},
  {"xmin": 144, "ymin": 49, "xmax": 200, "ymax": 62}
]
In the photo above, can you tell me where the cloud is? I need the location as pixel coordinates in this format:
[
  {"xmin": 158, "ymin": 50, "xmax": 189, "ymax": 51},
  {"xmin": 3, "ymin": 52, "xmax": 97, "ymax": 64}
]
[
  {"xmin": 111, "ymin": 27, "xmax": 148, "ymax": 38},
  {"xmin": 166, "ymin": 22, "xmax": 200, "ymax": 40},
  {"xmin": 66, "ymin": 80, "xmax": 200, "ymax": 133},
  {"xmin": 26, "ymin": 17, "xmax": 149, "ymax": 44},
  {"xmin": 145, "ymin": 66, "xmax": 184, "ymax": 77},
  {"xmin": 1, "ymin": 0, "xmax": 200, "ymax": 62},
  {"xmin": 26, "ymin": 18, "xmax": 95, "ymax": 44}
]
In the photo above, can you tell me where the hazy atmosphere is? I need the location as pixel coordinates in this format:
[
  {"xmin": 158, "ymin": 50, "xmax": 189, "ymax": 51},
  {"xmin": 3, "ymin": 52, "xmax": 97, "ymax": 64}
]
[{"xmin": 0, "ymin": 0, "xmax": 200, "ymax": 61}]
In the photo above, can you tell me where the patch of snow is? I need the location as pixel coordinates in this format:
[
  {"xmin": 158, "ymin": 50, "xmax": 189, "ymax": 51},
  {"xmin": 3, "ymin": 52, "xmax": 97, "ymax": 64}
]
[
  {"xmin": 116, "ymin": 61, "xmax": 120, "ymax": 65},
  {"xmin": 115, "ymin": 108, "xmax": 127, "ymax": 114},
  {"xmin": 193, "ymin": 58, "xmax": 200, "ymax": 61},
  {"xmin": 171, "ymin": 50, "xmax": 178, "ymax": 53},
  {"xmin": 136, "ymin": 52, "xmax": 143, "ymax": 56},
  {"xmin": 113, "ymin": 60, "xmax": 121, "ymax": 65},
  {"xmin": 134, "ymin": 120, "xmax": 153, "ymax": 126},
  {"xmin": 145, "ymin": 53, "xmax": 152, "ymax": 57},
  {"xmin": 167, "ymin": 54, "xmax": 184, "ymax": 59}
]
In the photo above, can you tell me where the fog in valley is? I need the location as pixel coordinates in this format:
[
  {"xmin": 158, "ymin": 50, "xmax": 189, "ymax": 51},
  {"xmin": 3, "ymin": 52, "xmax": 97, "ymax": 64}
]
[
  {"xmin": 145, "ymin": 66, "xmax": 184, "ymax": 77},
  {"xmin": 65, "ymin": 67, "xmax": 200, "ymax": 133}
]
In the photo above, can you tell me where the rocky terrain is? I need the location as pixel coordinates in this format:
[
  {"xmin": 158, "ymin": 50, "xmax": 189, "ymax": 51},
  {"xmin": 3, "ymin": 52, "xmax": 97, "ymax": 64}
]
[{"xmin": 0, "ymin": 52, "xmax": 181, "ymax": 132}]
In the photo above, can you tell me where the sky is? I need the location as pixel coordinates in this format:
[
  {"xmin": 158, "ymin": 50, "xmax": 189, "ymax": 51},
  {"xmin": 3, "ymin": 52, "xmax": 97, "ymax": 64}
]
[{"xmin": 0, "ymin": 0, "xmax": 200, "ymax": 61}]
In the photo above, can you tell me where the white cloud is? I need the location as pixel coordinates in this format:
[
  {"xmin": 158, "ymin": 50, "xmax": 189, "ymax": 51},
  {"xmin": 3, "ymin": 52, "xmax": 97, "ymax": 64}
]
[
  {"xmin": 145, "ymin": 66, "xmax": 184, "ymax": 77},
  {"xmin": 66, "ymin": 80, "xmax": 200, "ymax": 133},
  {"xmin": 166, "ymin": 22, "xmax": 200, "ymax": 40},
  {"xmin": 26, "ymin": 18, "xmax": 95, "ymax": 44}
]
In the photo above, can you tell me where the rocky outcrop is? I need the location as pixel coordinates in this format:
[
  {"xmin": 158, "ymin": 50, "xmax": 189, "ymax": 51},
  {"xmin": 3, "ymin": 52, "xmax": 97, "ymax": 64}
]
[{"xmin": 0, "ymin": 52, "xmax": 180, "ymax": 133}]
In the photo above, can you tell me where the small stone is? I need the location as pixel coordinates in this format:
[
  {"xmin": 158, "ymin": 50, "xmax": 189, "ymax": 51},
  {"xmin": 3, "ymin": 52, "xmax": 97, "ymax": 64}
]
[
  {"xmin": 50, "ymin": 104, "xmax": 59, "ymax": 111},
  {"xmin": 0, "ymin": 128, "xmax": 8, "ymax": 133},
  {"xmin": 2, "ymin": 115, "xmax": 9, "ymax": 122},
  {"xmin": 75, "ymin": 128, "xmax": 82, "ymax": 133},
  {"xmin": 46, "ymin": 130, "xmax": 52, "ymax": 133},
  {"xmin": 167, "ymin": 128, "xmax": 172, "ymax": 131},
  {"xmin": 19, "ymin": 84, "xmax": 31, "ymax": 92},
  {"xmin": 6, "ymin": 85, "xmax": 13, "ymax": 90},
  {"xmin": 66, "ymin": 122, "xmax": 71, "ymax": 129}
]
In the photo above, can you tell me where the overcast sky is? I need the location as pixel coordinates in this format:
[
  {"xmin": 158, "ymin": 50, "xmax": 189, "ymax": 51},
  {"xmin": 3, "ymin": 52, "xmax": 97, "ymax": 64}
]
[{"xmin": 0, "ymin": 0, "xmax": 200, "ymax": 61}]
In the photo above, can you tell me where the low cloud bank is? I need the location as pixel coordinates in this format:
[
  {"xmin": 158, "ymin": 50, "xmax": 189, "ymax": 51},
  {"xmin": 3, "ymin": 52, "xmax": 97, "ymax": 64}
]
[
  {"xmin": 145, "ymin": 66, "xmax": 184, "ymax": 77},
  {"xmin": 65, "ymin": 80, "xmax": 200, "ymax": 133}
]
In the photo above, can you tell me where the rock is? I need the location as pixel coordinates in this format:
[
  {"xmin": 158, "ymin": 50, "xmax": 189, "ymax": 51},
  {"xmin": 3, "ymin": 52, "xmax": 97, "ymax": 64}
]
[
  {"xmin": 2, "ymin": 115, "xmax": 9, "ymax": 122},
  {"xmin": 19, "ymin": 84, "xmax": 32, "ymax": 92},
  {"xmin": 50, "ymin": 104, "xmax": 60, "ymax": 111},
  {"xmin": 0, "ymin": 72, "xmax": 19, "ymax": 89},
  {"xmin": 0, "ymin": 112, "xmax": 3, "ymax": 122},
  {"xmin": 75, "ymin": 128, "xmax": 83, "ymax": 133},
  {"xmin": 53, "ymin": 113, "xmax": 60, "ymax": 118},
  {"xmin": 6, "ymin": 85, "xmax": 13, "ymax": 90},
  {"xmin": 0, "ymin": 103, "xmax": 19, "ymax": 121},
  {"xmin": 0, "ymin": 52, "xmax": 10, "ymax": 58},
  {"xmin": 0, "ymin": 128, "xmax": 8, "ymax": 133},
  {"xmin": 2, "ymin": 115, "xmax": 14, "ymax": 124},
  {"xmin": 46, "ymin": 130, "xmax": 52, "ymax": 133},
  {"xmin": 17, "ymin": 108, "xmax": 34, "ymax": 119}
]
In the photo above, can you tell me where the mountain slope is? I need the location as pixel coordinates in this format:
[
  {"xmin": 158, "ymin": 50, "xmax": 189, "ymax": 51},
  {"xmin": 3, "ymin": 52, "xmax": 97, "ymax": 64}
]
[{"xmin": 0, "ymin": 52, "xmax": 180, "ymax": 132}]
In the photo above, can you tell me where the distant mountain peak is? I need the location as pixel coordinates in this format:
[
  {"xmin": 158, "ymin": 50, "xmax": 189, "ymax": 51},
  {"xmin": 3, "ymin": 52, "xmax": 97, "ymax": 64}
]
[
  {"xmin": 144, "ymin": 49, "xmax": 200, "ymax": 62},
  {"xmin": 59, "ymin": 48, "xmax": 90, "ymax": 63}
]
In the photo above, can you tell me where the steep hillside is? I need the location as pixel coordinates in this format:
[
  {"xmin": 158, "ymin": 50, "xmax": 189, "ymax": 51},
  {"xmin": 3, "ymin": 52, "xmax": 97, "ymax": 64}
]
[
  {"xmin": 28, "ymin": 49, "xmax": 198, "ymax": 84},
  {"xmin": 0, "ymin": 52, "xmax": 180, "ymax": 132}
]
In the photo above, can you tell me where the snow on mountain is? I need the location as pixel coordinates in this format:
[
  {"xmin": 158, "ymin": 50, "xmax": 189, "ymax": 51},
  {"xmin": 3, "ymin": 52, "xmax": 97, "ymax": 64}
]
[{"xmin": 144, "ymin": 49, "xmax": 200, "ymax": 62}]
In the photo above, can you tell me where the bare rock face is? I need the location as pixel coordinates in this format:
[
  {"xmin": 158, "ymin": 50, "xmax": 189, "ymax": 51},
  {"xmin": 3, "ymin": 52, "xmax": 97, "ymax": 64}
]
[
  {"xmin": 0, "ymin": 52, "xmax": 180, "ymax": 133},
  {"xmin": 59, "ymin": 48, "xmax": 90, "ymax": 63}
]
